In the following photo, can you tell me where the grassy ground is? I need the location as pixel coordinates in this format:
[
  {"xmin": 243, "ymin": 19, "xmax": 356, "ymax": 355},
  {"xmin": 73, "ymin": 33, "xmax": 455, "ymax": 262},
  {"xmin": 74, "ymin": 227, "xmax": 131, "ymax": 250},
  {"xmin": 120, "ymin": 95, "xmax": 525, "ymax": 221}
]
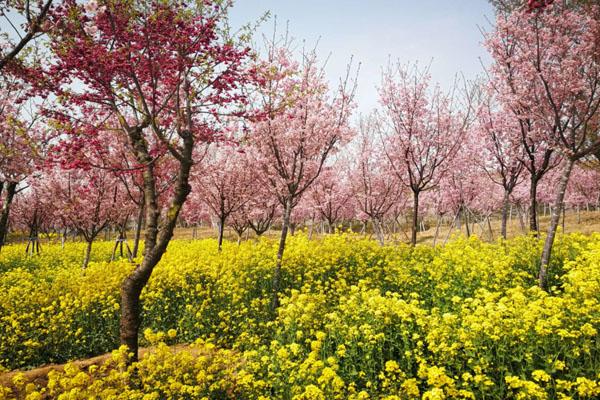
[
  {"xmin": 9, "ymin": 210, "xmax": 600, "ymax": 250},
  {"xmin": 169, "ymin": 209, "xmax": 600, "ymax": 246}
]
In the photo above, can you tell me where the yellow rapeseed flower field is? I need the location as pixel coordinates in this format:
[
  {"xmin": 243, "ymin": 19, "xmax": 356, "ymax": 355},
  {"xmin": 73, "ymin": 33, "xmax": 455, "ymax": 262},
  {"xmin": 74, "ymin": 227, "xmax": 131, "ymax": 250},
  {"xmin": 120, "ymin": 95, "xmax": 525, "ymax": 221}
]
[{"xmin": 0, "ymin": 233, "xmax": 599, "ymax": 399}]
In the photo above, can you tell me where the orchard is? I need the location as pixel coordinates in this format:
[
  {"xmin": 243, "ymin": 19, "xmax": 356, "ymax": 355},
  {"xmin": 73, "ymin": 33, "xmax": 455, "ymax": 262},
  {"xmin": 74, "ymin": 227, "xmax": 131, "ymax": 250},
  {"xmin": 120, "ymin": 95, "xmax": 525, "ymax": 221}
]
[{"xmin": 1, "ymin": 0, "xmax": 600, "ymax": 399}]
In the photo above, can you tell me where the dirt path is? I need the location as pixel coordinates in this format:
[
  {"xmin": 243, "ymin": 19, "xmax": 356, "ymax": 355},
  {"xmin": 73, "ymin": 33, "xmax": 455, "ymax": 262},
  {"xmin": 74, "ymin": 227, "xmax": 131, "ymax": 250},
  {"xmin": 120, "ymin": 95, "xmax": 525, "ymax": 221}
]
[{"xmin": 0, "ymin": 344, "xmax": 196, "ymax": 391}]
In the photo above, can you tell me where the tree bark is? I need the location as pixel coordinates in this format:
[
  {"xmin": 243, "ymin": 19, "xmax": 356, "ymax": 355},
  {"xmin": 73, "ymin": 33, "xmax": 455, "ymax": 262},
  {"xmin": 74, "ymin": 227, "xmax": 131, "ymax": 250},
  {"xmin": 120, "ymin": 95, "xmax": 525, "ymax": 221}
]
[
  {"xmin": 119, "ymin": 127, "xmax": 192, "ymax": 363},
  {"xmin": 82, "ymin": 239, "xmax": 93, "ymax": 269},
  {"xmin": 132, "ymin": 201, "xmax": 144, "ymax": 258},
  {"xmin": 432, "ymin": 216, "xmax": 442, "ymax": 246},
  {"xmin": 501, "ymin": 190, "xmax": 510, "ymax": 239},
  {"xmin": 486, "ymin": 216, "xmax": 494, "ymax": 241},
  {"xmin": 539, "ymin": 159, "xmax": 575, "ymax": 290},
  {"xmin": 272, "ymin": 198, "xmax": 292, "ymax": 310},
  {"xmin": 0, "ymin": 181, "xmax": 17, "ymax": 250},
  {"xmin": 372, "ymin": 217, "xmax": 385, "ymax": 246},
  {"xmin": 464, "ymin": 206, "xmax": 471, "ymax": 237},
  {"xmin": 217, "ymin": 216, "xmax": 225, "ymax": 252},
  {"xmin": 328, "ymin": 221, "xmax": 335, "ymax": 234},
  {"xmin": 529, "ymin": 177, "xmax": 539, "ymax": 234},
  {"xmin": 411, "ymin": 190, "xmax": 419, "ymax": 246}
]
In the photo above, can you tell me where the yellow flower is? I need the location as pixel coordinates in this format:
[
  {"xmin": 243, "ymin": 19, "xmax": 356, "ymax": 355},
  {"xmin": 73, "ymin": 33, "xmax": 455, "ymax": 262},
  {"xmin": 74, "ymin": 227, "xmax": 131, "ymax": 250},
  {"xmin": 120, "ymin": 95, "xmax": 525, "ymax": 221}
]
[
  {"xmin": 385, "ymin": 360, "xmax": 400, "ymax": 373},
  {"xmin": 532, "ymin": 370, "xmax": 551, "ymax": 383}
]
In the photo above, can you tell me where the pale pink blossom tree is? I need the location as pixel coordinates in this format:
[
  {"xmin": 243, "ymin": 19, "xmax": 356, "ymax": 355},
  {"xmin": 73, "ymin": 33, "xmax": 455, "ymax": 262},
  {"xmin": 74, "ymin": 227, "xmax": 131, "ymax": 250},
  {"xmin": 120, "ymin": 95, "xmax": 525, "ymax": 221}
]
[
  {"xmin": 191, "ymin": 145, "xmax": 255, "ymax": 251},
  {"xmin": 484, "ymin": 13, "xmax": 561, "ymax": 234},
  {"xmin": 348, "ymin": 116, "xmax": 404, "ymax": 245},
  {"xmin": 44, "ymin": 167, "xmax": 124, "ymax": 267},
  {"xmin": 0, "ymin": 79, "xmax": 45, "ymax": 250},
  {"xmin": 487, "ymin": 2, "xmax": 600, "ymax": 287},
  {"xmin": 475, "ymin": 97, "xmax": 525, "ymax": 238},
  {"xmin": 308, "ymin": 162, "xmax": 353, "ymax": 234},
  {"xmin": 248, "ymin": 44, "xmax": 355, "ymax": 308},
  {"xmin": 378, "ymin": 63, "xmax": 474, "ymax": 245}
]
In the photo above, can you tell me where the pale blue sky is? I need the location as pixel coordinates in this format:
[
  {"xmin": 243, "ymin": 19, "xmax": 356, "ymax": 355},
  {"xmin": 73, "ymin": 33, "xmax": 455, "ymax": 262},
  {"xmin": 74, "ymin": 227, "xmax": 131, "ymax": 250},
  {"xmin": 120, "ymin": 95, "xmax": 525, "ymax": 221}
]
[{"xmin": 229, "ymin": 0, "xmax": 495, "ymax": 113}]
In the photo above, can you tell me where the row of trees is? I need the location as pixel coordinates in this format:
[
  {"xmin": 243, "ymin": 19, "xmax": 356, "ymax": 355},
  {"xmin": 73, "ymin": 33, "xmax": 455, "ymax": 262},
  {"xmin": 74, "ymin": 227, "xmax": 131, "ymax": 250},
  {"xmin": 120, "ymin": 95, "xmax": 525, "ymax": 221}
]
[{"xmin": 1, "ymin": 0, "xmax": 599, "ymax": 361}]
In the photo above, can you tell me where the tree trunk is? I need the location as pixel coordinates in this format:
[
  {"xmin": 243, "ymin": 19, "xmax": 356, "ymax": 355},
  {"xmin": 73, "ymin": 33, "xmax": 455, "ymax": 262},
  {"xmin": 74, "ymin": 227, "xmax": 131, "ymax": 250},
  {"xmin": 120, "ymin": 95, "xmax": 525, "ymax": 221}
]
[
  {"xmin": 0, "ymin": 181, "xmax": 17, "ymax": 250},
  {"xmin": 119, "ymin": 126, "xmax": 192, "ymax": 363},
  {"xmin": 432, "ymin": 216, "xmax": 442, "ymax": 246},
  {"xmin": 411, "ymin": 190, "xmax": 419, "ymax": 246},
  {"xmin": 82, "ymin": 239, "xmax": 93, "ymax": 269},
  {"xmin": 539, "ymin": 159, "xmax": 574, "ymax": 290},
  {"xmin": 529, "ymin": 177, "xmax": 539, "ymax": 234},
  {"xmin": 132, "ymin": 201, "xmax": 144, "ymax": 258},
  {"xmin": 272, "ymin": 198, "xmax": 292, "ymax": 310},
  {"xmin": 372, "ymin": 218, "xmax": 385, "ymax": 246},
  {"xmin": 217, "ymin": 216, "xmax": 225, "ymax": 252},
  {"xmin": 517, "ymin": 206, "xmax": 525, "ymax": 232},
  {"xmin": 464, "ymin": 206, "xmax": 471, "ymax": 237},
  {"xmin": 501, "ymin": 190, "xmax": 510, "ymax": 239},
  {"xmin": 443, "ymin": 210, "xmax": 460, "ymax": 245}
]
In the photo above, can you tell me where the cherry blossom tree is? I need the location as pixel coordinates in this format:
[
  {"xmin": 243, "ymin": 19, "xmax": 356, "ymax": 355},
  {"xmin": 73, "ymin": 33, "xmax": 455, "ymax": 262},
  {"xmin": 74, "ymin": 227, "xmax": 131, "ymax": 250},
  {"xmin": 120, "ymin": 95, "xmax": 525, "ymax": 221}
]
[
  {"xmin": 348, "ymin": 116, "xmax": 404, "ymax": 245},
  {"xmin": 485, "ymin": 12, "xmax": 561, "ymax": 234},
  {"xmin": 436, "ymin": 141, "xmax": 493, "ymax": 240},
  {"xmin": 488, "ymin": 2, "xmax": 600, "ymax": 287},
  {"xmin": 191, "ymin": 145, "xmax": 254, "ymax": 251},
  {"xmin": 248, "ymin": 44, "xmax": 355, "ymax": 308},
  {"xmin": 308, "ymin": 162, "xmax": 353, "ymax": 234},
  {"xmin": 565, "ymin": 165, "xmax": 600, "ymax": 220},
  {"xmin": 228, "ymin": 206, "xmax": 250, "ymax": 244},
  {"xmin": 44, "ymin": 167, "xmax": 122, "ymax": 268},
  {"xmin": 43, "ymin": 0, "xmax": 254, "ymax": 360},
  {"xmin": 487, "ymin": 0, "xmax": 594, "ymax": 15},
  {"xmin": 475, "ymin": 97, "xmax": 525, "ymax": 238},
  {"xmin": 378, "ymin": 63, "xmax": 474, "ymax": 246},
  {"xmin": 247, "ymin": 195, "xmax": 278, "ymax": 237},
  {"xmin": 0, "ymin": 79, "xmax": 44, "ymax": 250}
]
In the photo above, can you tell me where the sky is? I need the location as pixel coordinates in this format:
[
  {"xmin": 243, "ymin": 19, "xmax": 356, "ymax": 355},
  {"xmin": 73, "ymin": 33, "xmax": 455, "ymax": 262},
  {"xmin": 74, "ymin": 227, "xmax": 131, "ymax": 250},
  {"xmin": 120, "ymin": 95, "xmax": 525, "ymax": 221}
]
[{"xmin": 229, "ymin": 0, "xmax": 496, "ymax": 114}]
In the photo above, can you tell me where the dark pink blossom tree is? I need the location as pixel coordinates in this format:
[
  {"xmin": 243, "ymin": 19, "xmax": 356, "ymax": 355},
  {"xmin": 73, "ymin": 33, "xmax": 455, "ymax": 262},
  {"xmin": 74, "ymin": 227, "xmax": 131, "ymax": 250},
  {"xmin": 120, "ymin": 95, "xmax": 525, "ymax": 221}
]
[
  {"xmin": 0, "ymin": 0, "xmax": 54, "ymax": 71},
  {"xmin": 43, "ymin": 0, "xmax": 254, "ymax": 359}
]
